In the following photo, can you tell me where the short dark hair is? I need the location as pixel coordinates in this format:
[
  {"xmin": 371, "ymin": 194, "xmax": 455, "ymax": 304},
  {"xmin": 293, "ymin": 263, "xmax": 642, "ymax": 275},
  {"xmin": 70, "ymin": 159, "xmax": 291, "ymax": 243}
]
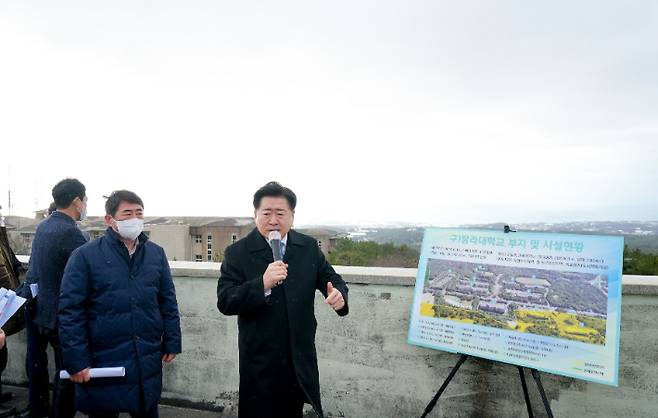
[
  {"xmin": 104, "ymin": 190, "xmax": 144, "ymax": 217},
  {"xmin": 253, "ymin": 181, "xmax": 297, "ymax": 210},
  {"xmin": 52, "ymin": 178, "xmax": 86, "ymax": 209},
  {"xmin": 47, "ymin": 202, "xmax": 57, "ymax": 215}
]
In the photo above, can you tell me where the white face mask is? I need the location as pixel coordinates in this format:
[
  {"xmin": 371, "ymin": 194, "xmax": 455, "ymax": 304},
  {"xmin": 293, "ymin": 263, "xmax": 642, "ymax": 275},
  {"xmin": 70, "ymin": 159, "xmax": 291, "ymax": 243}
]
[
  {"xmin": 115, "ymin": 217, "xmax": 144, "ymax": 240},
  {"xmin": 78, "ymin": 204, "xmax": 87, "ymax": 221}
]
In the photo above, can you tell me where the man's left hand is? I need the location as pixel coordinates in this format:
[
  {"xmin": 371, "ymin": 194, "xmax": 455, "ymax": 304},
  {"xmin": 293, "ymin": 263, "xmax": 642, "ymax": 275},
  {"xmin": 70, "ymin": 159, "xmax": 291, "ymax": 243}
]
[
  {"xmin": 325, "ymin": 282, "xmax": 345, "ymax": 311},
  {"xmin": 162, "ymin": 353, "xmax": 177, "ymax": 363}
]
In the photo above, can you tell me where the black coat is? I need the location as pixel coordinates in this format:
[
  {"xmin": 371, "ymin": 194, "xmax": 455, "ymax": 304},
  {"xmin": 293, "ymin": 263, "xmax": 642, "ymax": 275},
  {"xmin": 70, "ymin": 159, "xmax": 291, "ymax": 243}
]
[
  {"xmin": 59, "ymin": 228, "xmax": 182, "ymax": 413},
  {"xmin": 0, "ymin": 225, "xmax": 25, "ymax": 335},
  {"xmin": 217, "ymin": 229, "xmax": 348, "ymax": 418},
  {"xmin": 26, "ymin": 211, "xmax": 88, "ymax": 331}
]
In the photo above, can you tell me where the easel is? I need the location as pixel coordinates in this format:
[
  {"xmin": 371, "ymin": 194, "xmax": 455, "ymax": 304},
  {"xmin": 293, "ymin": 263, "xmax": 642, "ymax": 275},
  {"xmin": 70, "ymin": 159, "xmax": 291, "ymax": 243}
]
[
  {"xmin": 419, "ymin": 354, "xmax": 554, "ymax": 418},
  {"xmin": 420, "ymin": 225, "xmax": 554, "ymax": 418}
]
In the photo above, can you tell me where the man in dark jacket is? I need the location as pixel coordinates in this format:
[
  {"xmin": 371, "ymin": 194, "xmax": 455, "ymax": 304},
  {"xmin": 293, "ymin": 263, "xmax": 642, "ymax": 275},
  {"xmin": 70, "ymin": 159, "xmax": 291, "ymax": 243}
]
[
  {"xmin": 0, "ymin": 329, "xmax": 15, "ymax": 418},
  {"xmin": 59, "ymin": 190, "xmax": 181, "ymax": 418},
  {"xmin": 20, "ymin": 178, "xmax": 89, "ymax": 418},
  {"xmin": 0, "ymin": 208, "xmax": 20, "ymax": 418},
  {"xmin": 217, "ymin": 181, "xmax": 349, "ymax": 418}
]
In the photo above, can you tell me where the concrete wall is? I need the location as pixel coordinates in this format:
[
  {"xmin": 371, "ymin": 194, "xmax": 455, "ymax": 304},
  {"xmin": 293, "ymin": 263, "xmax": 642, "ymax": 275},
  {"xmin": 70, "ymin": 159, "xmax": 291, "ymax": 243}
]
[{"xmin": 4, "ymin": 264, "xmax": 658, "ymax": 417}]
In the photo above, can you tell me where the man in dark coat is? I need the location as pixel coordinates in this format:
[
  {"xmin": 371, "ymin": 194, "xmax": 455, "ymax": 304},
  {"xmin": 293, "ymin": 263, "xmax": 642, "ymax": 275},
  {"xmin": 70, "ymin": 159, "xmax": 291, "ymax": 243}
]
[
  {"xmin": 217, "ymin": 181, "xmax": 349, "ymax": 418},
  {"xmin": 0, "ymin": 329, "xmax": 15, "ymax": 418},
  {"xmin": 0, "ymin": 208, "xmax": 20, "ymax": 418},
  {"xmin": 20, "ymin": 178, "xmax": 89, "ymax": 418},
  {"xmin": 59, "ymin": 190, "xmax": 181, "ymax": 418}
]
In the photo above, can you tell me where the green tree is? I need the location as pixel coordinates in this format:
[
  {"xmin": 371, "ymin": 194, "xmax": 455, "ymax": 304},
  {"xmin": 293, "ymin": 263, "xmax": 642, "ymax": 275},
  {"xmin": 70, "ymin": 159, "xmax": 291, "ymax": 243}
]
[
  {"xmin": 623, "ymin": 246, "xmax": 658, "ymax": 275},
  {"xmin": 327, "ymin": 238, "xmax": 420, "ymax": 267}
]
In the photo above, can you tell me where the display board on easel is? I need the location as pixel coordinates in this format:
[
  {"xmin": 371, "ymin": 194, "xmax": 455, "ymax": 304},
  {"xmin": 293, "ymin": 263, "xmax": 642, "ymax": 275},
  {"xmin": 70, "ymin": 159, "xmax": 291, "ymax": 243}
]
[{"xmin": 408, "ymin": 227, "xmax": 623, "ymax": 386}]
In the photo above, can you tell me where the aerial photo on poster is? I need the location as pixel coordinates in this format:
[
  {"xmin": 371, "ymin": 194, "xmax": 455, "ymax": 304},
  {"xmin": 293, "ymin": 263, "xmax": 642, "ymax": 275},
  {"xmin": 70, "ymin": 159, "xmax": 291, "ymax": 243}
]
[
  {"xmin": 419, "ymin": 259, "xmax": 608, "ymax": 345},
  {"xmin": 408, "ymin": 227, "xmax": 623, "ymax": 386}
]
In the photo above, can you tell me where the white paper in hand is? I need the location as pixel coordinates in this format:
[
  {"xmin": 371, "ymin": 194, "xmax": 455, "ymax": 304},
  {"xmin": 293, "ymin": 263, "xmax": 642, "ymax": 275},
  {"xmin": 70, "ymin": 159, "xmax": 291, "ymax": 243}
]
[
  {"xmin": 0, "ymin": 288, "xmax": 26, "ymax": 328},
  {"xmin": 59, "ymin": 367, "xmax": 126, "ymax": 380}
]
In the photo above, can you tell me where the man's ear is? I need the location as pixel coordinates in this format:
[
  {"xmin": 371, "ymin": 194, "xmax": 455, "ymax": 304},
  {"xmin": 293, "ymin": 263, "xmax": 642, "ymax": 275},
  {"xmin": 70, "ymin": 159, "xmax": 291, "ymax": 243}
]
[{"xmin": 104, "ymin": 214, "xmax": 114, "ymax": 227}]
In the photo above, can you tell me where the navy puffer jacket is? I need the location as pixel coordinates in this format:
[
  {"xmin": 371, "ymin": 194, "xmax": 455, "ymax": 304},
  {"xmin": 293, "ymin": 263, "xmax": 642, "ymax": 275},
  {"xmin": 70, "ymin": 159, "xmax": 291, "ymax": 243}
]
[{"xmin": 59, "ymin": 227, "xmax": 181, "ymax": 413}]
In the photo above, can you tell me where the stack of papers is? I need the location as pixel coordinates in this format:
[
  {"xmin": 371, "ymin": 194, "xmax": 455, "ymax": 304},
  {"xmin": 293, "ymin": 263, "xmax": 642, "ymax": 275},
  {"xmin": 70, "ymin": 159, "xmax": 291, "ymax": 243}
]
[{"xmin": 0, "ymin": 287, "xmax": 26, "ymax": 328}]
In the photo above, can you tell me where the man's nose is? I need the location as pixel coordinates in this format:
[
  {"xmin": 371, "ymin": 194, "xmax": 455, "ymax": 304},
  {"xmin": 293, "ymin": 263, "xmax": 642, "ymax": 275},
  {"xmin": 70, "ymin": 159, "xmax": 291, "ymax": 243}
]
[{"xmin": 268, "ymin": 215, "xmax": 278, "ymax": 224}]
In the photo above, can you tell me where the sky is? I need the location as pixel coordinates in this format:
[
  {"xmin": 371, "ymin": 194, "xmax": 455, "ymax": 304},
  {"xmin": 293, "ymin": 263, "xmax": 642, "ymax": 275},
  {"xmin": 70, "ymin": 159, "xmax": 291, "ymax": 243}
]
[{"xmin": 1, "ymin": 1, "xmax": 657, "ymax": 226}]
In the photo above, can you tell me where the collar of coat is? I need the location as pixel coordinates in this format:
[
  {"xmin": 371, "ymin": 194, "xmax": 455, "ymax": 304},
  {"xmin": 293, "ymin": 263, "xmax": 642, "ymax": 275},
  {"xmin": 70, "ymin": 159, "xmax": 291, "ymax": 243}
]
[
  {"xmin": 50, "ymin": 210, "xmax": 78, "ymax": 226},
  {"xmin": 245, "ymin": 228, "xmax": 306, "ymax": 263}
]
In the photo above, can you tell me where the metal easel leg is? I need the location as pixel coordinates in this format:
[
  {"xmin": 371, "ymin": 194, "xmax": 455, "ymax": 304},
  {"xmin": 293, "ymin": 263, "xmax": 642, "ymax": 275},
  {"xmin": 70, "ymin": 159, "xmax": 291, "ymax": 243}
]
[
  {"xmin": 518, "ymin": 367, "xmax": 534, "ymax": 418},
  {"xmin": 530, "ymin": 369, "xmax": 554, "ymax": 418},
  {"xmin": 420, "ymin": 354, "xmax": 469, "ymax": 418}
]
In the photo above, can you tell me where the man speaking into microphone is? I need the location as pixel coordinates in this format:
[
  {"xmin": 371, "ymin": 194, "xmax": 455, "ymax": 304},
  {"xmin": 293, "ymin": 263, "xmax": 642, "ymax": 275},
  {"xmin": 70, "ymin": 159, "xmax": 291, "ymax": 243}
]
[{"xmin": 217, "ymin": 181, "xmax": 349, "ymax": 418}]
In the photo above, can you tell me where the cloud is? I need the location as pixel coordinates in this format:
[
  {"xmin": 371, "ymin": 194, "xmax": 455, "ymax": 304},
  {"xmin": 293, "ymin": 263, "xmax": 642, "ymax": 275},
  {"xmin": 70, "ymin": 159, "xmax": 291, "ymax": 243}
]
[{"xmin": 1, "ymin": 1, "xmax": 656, "ymax": 223}]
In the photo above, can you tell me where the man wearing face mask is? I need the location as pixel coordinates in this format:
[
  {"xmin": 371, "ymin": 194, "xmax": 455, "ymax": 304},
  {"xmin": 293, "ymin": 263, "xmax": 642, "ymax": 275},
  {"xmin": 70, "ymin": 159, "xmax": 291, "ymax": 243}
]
[
  {"xmin": 19, "ymin": 178, "xmax": 89, "ymax": 418},
  {"xmin": 59, "ymin": 190, "xmax": 181, "ymax": 418}
]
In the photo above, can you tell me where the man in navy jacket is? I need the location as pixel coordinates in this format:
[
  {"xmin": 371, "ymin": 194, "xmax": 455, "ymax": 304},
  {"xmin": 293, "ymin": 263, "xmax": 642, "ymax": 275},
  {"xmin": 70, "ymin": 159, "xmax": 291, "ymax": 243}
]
[
  {"xmin": 21, "ymin": 178, "xmax": 89, "ymax": 418},
  {"xmin": 59, "ymin": 190, "xmax": 181, "ymax": 418}
]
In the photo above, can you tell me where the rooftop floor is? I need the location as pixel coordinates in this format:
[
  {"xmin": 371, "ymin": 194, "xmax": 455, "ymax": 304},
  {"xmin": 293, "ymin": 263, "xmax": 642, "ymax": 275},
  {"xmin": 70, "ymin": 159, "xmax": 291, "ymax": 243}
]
[{"xmin": 0, "ymin": 385, "xmax": 222, "ymax": 418}]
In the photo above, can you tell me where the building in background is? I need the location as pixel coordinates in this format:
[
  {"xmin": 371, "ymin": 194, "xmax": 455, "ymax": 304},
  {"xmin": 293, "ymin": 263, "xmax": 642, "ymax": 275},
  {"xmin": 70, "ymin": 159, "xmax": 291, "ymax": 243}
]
[
  {"xmin": 295, "ymin": 228, "xmax": 342, "ymax": 256},
  {"xmin": 145, "ymin": 217, "xmax": 255, "ymax": 262},
  {"xmin": 4, "ymin": 214, "xmax": 342, "ymax": 261}
]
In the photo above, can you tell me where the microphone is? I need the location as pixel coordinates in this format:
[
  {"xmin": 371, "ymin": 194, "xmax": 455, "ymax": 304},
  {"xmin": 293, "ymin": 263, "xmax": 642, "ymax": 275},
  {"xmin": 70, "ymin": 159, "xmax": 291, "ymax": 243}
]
[
  {"xmin": 268, "ymin": 231, "xmax": 283, "ymax": 261},
  {"xmin": 268, "ymin": 231, "xmax": 283, "ymax": 286}
]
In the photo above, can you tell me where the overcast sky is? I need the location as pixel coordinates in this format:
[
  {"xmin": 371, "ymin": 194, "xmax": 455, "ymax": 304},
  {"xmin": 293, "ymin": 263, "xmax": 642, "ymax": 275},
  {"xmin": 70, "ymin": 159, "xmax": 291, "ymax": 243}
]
[{"xmin": 1, "ymin": 1, "xmax": 657, "ymax": 226}]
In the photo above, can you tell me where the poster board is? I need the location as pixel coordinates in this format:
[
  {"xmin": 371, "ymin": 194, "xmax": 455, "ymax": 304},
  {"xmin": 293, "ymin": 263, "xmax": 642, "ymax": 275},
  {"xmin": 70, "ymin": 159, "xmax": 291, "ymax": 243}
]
[{"xmin": 408, "ymin": 227, "xmax": 623, "ymax": 386}]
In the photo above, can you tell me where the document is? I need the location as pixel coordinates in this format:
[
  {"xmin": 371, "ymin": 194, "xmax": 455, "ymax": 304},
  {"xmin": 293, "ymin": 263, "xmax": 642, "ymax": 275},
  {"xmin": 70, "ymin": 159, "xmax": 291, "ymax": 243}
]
[
  {"xmin": 0, "ymin": 287, "xmax": 27, "ymax": 328},
  {"xmin": 59, "ymin": 367, "xmax": 126, "ymax": 379}
]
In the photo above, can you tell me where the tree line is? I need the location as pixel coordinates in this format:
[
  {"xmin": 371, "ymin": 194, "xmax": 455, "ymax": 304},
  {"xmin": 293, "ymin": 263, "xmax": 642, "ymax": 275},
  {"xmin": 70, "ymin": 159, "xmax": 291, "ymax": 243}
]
[
  {"xmin": 327, "ymin": 239, "xmax": 658, "ymax": 276},
  {"xmin": 623, "ymin": 246, "xmax": 658, "ymax": 275},
  {"xmin": 327, "ymin": 238, "xmax": 420, "ymax": 268}
]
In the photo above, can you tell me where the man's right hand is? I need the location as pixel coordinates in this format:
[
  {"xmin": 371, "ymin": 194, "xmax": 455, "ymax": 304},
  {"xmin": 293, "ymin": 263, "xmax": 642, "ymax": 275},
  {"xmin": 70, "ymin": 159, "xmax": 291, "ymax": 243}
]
[
  {"xmin": 70, "ymin": 367, "xmax": 91, "ymax": 383},
  {"xmin": 263, "ymin": 261, "xmax": 288, "ymax": 290}
]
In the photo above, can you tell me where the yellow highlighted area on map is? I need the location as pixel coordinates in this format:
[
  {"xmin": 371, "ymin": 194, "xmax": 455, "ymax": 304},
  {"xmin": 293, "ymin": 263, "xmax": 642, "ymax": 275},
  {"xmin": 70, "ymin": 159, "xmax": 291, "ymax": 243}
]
[{"xmin": 420, "ymin": 303, "xmax": 606, "ymax": 345}]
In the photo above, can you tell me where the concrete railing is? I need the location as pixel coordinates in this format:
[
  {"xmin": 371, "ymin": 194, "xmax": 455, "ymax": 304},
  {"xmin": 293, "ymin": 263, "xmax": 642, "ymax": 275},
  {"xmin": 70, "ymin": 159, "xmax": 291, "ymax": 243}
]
[{"xmin": 4, "ymin": 260, "xmax": 658, "ymax": 417}]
